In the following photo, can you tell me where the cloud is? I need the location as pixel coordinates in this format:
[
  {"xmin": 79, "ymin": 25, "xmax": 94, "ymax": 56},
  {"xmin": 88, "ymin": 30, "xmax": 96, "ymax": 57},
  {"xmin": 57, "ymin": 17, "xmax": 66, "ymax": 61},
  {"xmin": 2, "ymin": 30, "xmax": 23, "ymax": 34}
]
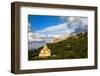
[
  {"xmin": 36, "ymin": 23, "xmax": 67, "ymax": 32},
  {"xmin": 79, "ymin": 17, "xmax": 88, "ymax": 26},
  {"xmin": 60, "ymin": 16, "xmax": 88, "ymax": 32},
  {"xmin": 59, "ymin": 16, "xmax": 78, "ymax": 22},
  {"xmin": 28, "ymin": 16, "xmax": 88, "ymax": 50},
  {"xmin": 28, "ymin": 22, "xmax": 31, "ymax": 32},
  {"xmin": 28, "ymin": 17, "xmax": 88, "ymax": 42},
  {"xmin": 36, "ymin": 23, "xmax": 74, "ymax": 35},
  {"xmin": 60, "ymin": 16, "xmax": 88, "ymax": 25},
  {"xmin": 28, "ymin": 32, "xmax": 47, "ymax": 41},
  {"xmin": 36, "ymin": 16, "xmax": 88, "ymax": 35}
]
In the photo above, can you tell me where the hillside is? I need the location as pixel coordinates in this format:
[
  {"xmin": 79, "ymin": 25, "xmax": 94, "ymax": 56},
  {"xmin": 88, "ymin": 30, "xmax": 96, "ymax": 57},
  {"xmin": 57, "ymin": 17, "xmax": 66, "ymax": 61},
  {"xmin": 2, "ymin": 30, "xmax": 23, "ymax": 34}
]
[{"xmin": 28, "ymin": 32, "xmax": 88, "ymax": 60}]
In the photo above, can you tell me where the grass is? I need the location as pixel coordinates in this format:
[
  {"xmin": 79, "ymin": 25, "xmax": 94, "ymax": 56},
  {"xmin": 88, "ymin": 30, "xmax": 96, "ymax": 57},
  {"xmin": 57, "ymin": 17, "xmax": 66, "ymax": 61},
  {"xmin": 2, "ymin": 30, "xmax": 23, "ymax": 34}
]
[{"xmin": 28, "ymin": 32, "xmax": 88, "ymax": 61}]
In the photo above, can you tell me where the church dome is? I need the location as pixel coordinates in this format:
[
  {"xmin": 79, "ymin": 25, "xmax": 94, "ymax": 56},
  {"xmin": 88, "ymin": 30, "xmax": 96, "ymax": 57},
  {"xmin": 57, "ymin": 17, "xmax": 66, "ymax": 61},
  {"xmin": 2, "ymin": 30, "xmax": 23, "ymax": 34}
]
[{"xmin": 39, "ymin": 44, "xmax": 51, "ymax": 58}]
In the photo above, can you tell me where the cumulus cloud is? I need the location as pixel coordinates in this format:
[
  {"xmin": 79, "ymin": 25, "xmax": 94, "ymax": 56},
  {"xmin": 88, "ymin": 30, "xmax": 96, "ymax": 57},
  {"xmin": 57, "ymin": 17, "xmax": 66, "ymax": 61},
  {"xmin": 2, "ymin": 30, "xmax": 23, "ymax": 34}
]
[
  {"xmin": 60, "ymin": 16, "xmax": 88, "ymax": 32},
  {"xmin": 79, "ymin": 17, "xmax": 88, "ymax": 26},
  {"xmin": 36, "ymin": 23, "xmax": 74, "ymax": 35},
  {"xmin": 28, "ymin": 16, "xmax": 88, "ymax": 50},
  {"xmin": 36, "ymin": 16, "xmax": 88, "ymax": 36},
  {"xmin": 36, "ymin": 23, "xmax": 66, "ymax": 32},
  {"xmin": 28, "ymin": 16, "xmax": 88, "ymax": 42}
]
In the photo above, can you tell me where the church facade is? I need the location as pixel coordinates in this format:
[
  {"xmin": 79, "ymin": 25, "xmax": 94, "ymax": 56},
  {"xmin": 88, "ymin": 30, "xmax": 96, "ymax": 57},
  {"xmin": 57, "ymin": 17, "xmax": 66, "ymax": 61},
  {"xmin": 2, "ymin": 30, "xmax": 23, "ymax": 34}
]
[{"xmin": 39, "ymin": 44, "xmax": 51, "ymax": 58}]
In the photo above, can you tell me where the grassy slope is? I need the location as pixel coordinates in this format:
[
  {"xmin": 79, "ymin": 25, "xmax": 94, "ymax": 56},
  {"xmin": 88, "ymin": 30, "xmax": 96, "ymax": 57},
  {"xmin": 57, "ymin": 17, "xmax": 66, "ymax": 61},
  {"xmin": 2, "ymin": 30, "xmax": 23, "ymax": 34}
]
[{"xmin": 28, "ymin": 32, "xmax": 88, "ymax": 60}]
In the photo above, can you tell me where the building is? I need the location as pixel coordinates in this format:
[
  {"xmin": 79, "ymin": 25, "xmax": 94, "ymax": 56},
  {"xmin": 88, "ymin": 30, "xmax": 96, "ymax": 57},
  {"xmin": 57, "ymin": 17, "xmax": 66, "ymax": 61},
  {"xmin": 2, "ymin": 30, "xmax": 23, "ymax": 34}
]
[{"xmin": 39, "ymin": 44, "xmax": 51, "ymax": 58}]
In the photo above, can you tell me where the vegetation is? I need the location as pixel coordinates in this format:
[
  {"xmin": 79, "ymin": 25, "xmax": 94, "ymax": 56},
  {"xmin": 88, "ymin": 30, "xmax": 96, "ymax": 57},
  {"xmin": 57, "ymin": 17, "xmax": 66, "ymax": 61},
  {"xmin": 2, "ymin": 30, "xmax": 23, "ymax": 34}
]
[{"xmin": 28, "ymin": 32, "xmax": 88, "ymax": 60}]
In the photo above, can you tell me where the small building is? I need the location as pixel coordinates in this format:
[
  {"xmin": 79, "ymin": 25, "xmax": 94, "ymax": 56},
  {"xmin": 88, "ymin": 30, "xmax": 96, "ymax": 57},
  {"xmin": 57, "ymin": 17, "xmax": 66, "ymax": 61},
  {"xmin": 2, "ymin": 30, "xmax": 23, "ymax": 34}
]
[{"xmin": 39, "ymin": 44, "xmax": 51, "ymax": 58}]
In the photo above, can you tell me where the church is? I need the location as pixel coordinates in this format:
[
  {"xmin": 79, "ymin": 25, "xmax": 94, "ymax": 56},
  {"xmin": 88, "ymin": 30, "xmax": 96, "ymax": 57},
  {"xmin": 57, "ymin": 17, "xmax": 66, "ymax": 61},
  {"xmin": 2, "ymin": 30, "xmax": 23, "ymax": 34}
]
[{"xmin": 39, "ymin": 44, "xmax": 51, "ymax": 58}]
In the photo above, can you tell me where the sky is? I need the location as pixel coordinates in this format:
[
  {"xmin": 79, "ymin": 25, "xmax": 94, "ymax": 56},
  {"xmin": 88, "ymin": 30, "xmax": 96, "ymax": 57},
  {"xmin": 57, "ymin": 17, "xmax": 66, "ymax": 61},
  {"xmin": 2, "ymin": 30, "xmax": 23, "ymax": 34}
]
[
  {"xmin": 28, "ymin": 15, "xmax": 88, "ymax": 39},
  {"xmin": 28, "ymin": 15, "xmax": 65, "ymax": 32},
  {"xmin": 28, "ymin": 15, "xmax": 88, "ymax": 49}
]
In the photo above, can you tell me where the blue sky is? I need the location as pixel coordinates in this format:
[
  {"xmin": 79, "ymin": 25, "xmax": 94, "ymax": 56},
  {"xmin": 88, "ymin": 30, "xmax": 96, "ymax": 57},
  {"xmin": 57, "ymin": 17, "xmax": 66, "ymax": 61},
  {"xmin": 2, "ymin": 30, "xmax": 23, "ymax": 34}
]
[
  {"xmin": 28, "ymin": 15, "xmax": 88, "ymax": 50},
  {"xmin": 28, "ymin": 15, "xmax": 65, "ymax": 32},
  {"xmin": 28, "ymin": 15, "xmax": 88, "ymax": 35}
]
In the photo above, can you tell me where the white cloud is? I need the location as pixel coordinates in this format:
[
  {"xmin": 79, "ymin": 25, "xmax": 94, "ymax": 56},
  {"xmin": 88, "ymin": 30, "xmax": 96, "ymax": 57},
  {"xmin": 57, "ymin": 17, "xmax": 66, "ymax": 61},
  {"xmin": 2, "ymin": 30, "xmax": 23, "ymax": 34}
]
[
  {"xmin": 36, "ymin": 23, "xmax": 74, "ymax": 34},
  {"xmin": 28, "ymin": 16, "xmax": 88, "ymax": 50},
  {"xmin": 35, "ymin": 16, "xmax": 87, "ymax": 38},
  {"xmin": 28, "ymin": 32, "xmax": 46, "ymax": 41},
  {"xmin": 28, "ymin": 22, "xmax": 31, "ymax": 31},
  {"xmin": 28, "ymin": 16, "xmax": 88, "ymax": 42},
  {"xmin": 36, "ymin": 23, "xmax": 66, "ymax": 32},
  {"xmin": 60, "ymin": 16, "xmax": 88, "ymax": 26},
  {"xmin": 80, "ymin": 17, "xmax": 88, "ymax": 26}
]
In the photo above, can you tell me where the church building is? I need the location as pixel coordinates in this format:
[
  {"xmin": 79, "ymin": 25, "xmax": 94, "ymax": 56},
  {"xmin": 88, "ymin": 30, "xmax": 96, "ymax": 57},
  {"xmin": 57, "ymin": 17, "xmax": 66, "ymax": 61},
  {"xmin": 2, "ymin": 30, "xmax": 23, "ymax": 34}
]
[{"xmin": 39, "ymin": 44, "xmax": 51, "ymax": 58}]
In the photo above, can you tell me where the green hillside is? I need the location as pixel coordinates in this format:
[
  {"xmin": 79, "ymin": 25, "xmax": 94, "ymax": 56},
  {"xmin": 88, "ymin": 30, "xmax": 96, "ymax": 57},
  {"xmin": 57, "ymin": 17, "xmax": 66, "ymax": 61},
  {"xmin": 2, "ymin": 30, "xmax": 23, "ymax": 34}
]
[{"xmin": 28, "ymin": 32, "xmax": 88, "ymax": 60}]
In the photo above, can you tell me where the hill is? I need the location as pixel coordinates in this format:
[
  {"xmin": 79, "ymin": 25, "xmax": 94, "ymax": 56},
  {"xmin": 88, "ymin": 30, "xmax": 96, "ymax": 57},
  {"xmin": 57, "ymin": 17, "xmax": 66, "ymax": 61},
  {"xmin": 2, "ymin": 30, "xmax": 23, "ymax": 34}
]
[{"xmin": 28, "ymin": 32, "xmax": 88, "ymax": 60}]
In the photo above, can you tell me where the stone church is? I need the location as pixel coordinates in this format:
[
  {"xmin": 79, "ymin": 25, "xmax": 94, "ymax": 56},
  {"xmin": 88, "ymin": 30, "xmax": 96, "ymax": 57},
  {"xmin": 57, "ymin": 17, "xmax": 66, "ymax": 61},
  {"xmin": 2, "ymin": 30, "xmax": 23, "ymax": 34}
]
[{"xmin": 39, "ymin": 44, "xmax": 51, "ymax": 58}]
